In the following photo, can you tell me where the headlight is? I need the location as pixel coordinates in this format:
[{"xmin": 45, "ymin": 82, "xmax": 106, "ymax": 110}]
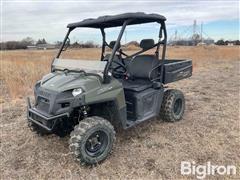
[{"xmin": 72, "ymin": 88, "xmax": 83, "ymax": 97}]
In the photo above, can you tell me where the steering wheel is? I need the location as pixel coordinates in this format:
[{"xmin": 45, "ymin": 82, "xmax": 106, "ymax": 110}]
[
  {"xmin": 118, "ymin": 49, "xmax": 128, "ymax": 58},
  {"xmin": 102, "ymin": 53, "xmax": 127, "ymax": 78},
  {"xmin": 111, "ymin": 60, "xmax": 127, "ymax": 78}
]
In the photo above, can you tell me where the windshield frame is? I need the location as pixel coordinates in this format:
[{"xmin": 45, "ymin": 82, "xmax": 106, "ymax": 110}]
[{"xmin": 52, "ymin": 58, "xmax": 107, "ymax": 73}]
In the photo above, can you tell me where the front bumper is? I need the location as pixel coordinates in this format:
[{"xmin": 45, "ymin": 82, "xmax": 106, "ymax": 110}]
[{"xmin": 27, "ymin": 97, "xmax": 69, "ymax": 132}]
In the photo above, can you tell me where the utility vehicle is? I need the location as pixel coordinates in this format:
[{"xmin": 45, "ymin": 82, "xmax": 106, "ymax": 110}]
[{"xmin": 27, "ymin": 13, "xmax": 192, "ymax": 165}]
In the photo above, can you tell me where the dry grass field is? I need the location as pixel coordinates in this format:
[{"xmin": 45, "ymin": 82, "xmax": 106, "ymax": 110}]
[
  {"xmin": 0, "ymin": 46, "xmax": 240, "ymax": 179},
  {"xmin": 0, "ymin": 46, "xmax": 238, "ymax": 99}
]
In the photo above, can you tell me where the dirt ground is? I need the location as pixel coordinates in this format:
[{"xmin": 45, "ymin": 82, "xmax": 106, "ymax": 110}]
[{"xmin": 0, "ymin": 50, "xmax": 240, "ymax": 179}]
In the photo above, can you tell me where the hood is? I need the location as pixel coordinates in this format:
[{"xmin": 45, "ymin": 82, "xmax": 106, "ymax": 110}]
[{"xmin": 40, "ymin": 72, "xmax": 101, "ymax": 92}]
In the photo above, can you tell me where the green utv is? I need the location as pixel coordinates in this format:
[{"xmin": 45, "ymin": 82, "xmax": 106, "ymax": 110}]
[{"xmin": 27, "ymin": 13, "xmax": 192, "ymax": 165}]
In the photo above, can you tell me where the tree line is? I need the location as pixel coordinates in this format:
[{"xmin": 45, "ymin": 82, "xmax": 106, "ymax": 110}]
[
  {"xmin": 0, "ymin": 37, "xmax": 99, "ymax": 50},
  {"xmin": 0, "ymin": 37, "xmax": 48, "ymax": 50},
  {"xmin": 0, "ymin": 37, "xmax": 239, "ymax": 50},
  {"xmin": 215, "ymin": 39, "xmax": 240, "ymax": 45}
]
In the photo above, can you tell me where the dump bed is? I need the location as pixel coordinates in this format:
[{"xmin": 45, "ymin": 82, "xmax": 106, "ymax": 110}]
[{"xmin": 162, "ymin": 59, "xmax": 192, "ymax": 84}]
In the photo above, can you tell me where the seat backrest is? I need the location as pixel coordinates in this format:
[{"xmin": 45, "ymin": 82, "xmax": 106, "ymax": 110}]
[
  {"xmin": 140, "ymin": 39, "xmax": 155, "ymax": 50},
  {"xmin": 127, "ymin": 39, "xmax": 160, "ymax": 80},
  {"xmin": 109, "ymin": 41, "xmax": 121, "ymax": 49},
  {"xmin": 127, "ymin": 55, "xmax": 160, "ymax": 80}
]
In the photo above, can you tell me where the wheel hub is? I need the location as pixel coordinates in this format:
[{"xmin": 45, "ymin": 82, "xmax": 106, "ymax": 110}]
[
  {"xmin": 85, "ymin": 130, "xmax": 108, "ymax": 157},
  {"xmin": 88, "ymin": 134, "xmax": 101, "ymax": 150}
]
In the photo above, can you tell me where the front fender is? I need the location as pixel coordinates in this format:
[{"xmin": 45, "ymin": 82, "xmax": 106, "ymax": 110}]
[
  {"xmin": 84, "ymin": 79, "xmax": 126, "ymax": 109},
  {"xmin": 83, "ymin": 79, "xmax": 128, "ymax": 128}
]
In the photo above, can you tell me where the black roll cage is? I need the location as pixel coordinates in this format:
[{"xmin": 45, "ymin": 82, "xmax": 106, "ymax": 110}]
[{"xmin": 54, "ymin": 19, "xmax": 167, "ymax": 83}]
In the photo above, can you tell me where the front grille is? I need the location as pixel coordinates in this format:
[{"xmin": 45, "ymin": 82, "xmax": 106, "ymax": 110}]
[
  {"xmin": 29, "ymin": 111, "xmax": 54, "ymax": 129},
  {"xmin": 30, "ymin": 112, "xmax": 47, "ymax": 125},
  {"xmin": 38, "ymin": 90, "xmax": 51, "ymax": 98},
  {"xmin": 36, "ymin": 97, "xmax": 50, "ymax": 113}
]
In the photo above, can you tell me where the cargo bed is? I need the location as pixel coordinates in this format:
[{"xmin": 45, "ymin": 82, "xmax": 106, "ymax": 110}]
[{"xmin": 162, "ymin": 59, "xmax": 192, "ymax": 84}]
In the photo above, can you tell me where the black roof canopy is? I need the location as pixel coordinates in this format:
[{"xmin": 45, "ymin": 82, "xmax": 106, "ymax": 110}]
[{"xmin": 67, "ymin": 12, "xmax": 166, "ymax": 29}]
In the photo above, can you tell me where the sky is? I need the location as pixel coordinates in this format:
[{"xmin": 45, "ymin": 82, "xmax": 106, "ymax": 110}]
[{"xmin": 1, "ymin": 0, "xmax": 239, "ymax": 43}]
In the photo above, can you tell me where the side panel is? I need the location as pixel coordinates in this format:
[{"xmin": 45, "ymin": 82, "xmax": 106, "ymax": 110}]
[{"xmin": 124, "ymin": 88, "xmax": 164, "ymax": 128}]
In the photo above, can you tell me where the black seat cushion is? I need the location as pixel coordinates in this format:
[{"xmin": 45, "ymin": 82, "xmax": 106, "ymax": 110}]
[
  {"xmin": 127, "ymin": 55, "xmax": 160, "ymax": 80},
  {"xmin": 119, "ymin": 79, "xmax": 153, "ymax": 92},
  {"xmin": 119, "ymin": 54, "xmax": 161, "ymax": 92}
]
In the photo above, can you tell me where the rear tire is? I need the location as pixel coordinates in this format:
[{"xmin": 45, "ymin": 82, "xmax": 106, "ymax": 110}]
[
  {"xmin": 69, "ymin": 116, "xmax": 115, "ymax": 165},
  {"xmin": 160, "ymin": 89, "xmax": 185, "ymax": 122}
]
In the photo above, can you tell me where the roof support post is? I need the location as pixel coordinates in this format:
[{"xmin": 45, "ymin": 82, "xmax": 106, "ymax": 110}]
[
  {"xmin": 103, "ymin": 20, "xmax": 130, "ymax": 83},
  {"xmin": 155, "ymin": 23, "xmax": 163, "ymax": 59},
  {"xmin": 100, "ymin": 28, "xmax": 106, "ymax": 61},
  {"xmin": 160, "ymin": 22, "xmax": 167, "ymax": 83},
  {"xmin": 56, "ymin": 28, "xmax": 73, "ymax": 58},
  {"xmin": 51, "ymin": 28, "xmax": 73, "ymax": 71}
]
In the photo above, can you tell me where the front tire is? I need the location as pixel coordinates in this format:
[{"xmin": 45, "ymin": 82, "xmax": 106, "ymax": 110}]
[
  {"xmin": 69, "ymin": 116, "xmax": 115, "ymax": 165},
  {"xmin": 160, "ymin": 89, "xmax": 185, "ymax": 122}
]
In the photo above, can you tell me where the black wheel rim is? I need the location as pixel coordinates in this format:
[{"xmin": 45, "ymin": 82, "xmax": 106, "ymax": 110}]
[
  {"xmin": 85, "ymin": 130, "xmax": 108, "ymax": 157},
  {"xmin": 173, "ymin": 98, "xmax": 182, "ymax": 116}
]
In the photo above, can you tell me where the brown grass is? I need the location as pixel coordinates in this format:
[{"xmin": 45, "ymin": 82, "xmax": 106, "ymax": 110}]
[
  {"xmin": 0, "ymin": 46, "xmax": 239, "ymax": 179},
  {"xmin": 0, "ymin": 46, "xmax": 239, "ymax": 99}
]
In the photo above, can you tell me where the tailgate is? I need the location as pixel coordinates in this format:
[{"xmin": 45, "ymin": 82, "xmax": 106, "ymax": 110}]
[{"xmin": 163, "ymin": 59, "xmax": 192, "ymax": 84}]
